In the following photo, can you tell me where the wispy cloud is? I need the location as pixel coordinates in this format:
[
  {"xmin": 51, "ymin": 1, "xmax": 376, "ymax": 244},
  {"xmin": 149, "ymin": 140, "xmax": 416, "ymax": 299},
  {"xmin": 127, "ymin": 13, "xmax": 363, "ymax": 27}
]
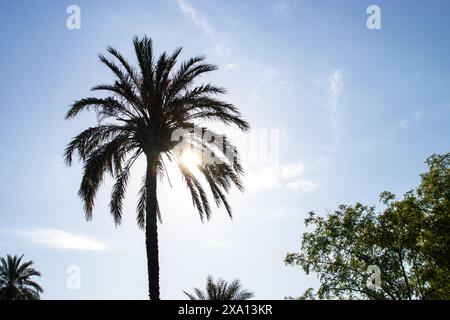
[
  {"xmin": 274, "ymin": 0, "xmax": 301, "ymax": 15},
  {"xmin": 224, "ymin": 63, "xmax": 239, "ymax": 71},
  {"xmin": 177, "ymin": 0, "xmax": 235, "ymax": 62},
  {"xmin": 245, "ymin": 163, "xmax": 316, "ymax": 191},
  {"xmin": 328, "ymin": 69, "xmax": 344, "ymax": 112},
  {"xmin": 280, "ymin": 163, "xmax": 305, "ymax": 178},
  {"xmin": 286, "ymin": 179, "xmax": 317, "ymax": 191},
  {"xmin": 398, "ymin": 119, "xmax": 409, "ymax": 129},
  {"xmin": 315, "ymin": 68, "xmax": 345, "ymax": 154},
  {"xmin": 250, "ymin": 66, "xmax": 295, "ymax": 100},
  {"xmin": 178, "ymin": 0, "xmax": 212, "ymax": 35},
  {"xmin": 24, "ymin": 229, "xmax": 106, "ymax": 251},
  {"xmin": 398, "ymin": 111, "xmax": 424, "ymax": 129}
]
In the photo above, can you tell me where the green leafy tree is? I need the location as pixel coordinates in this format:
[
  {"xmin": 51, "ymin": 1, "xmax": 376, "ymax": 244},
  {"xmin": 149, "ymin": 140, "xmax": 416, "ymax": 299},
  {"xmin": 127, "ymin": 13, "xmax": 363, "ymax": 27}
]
[
  {"xmin": 65, "ymin": 36, "xmax": 249, "ymax": 300},
  {"xmin": 0, "ymin": 254, "xmax": 43, "ymax": 300},
  {"xmin": 184, "ymin": 275, "xmax": 254, "ymax": 300},
  {"xmin": 286, "ymin": 153, "xmax": 450, "ymax": 300}
]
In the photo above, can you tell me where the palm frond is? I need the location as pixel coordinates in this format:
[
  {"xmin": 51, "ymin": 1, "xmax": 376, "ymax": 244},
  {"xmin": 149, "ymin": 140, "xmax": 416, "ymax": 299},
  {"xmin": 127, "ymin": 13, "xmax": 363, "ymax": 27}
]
[
  {"xmin": 133, "ymin": 35, "xmax": 155, "ymax": 96},
  {"xmin": 64, "ymin": 125, "xmax": 129, "ymax": 165},
  {"xmin": 166, "ymin": 55, "xmax": 207, "ymax": 99},
  {"xmin": 65, "ymin": 35, "xmax": 249, "ymax": 231},
  {"xmin": 65, "ymin": 97, "xmax": 134, "ymax": 120},
  {"xmin": 185, "ymin": 276, "xmax": 254, "ymax": 300},
  {"xmin": 78, "ymin": 134, "xmax": 130, "ymax": 219},
  {"xmin": 106, "ymin": 46, "xmax": 139, "ymax": 86},
  {"xmin": 179, "ymin": 165, "xmax": 211, "ymax": 221},
  {"xmin": 109, "ymin": 150, "xmax": 142, "ymax": 225},
  {"xmin": 0, "ymin": 254, "xmax": 43, "ymax": 300}
]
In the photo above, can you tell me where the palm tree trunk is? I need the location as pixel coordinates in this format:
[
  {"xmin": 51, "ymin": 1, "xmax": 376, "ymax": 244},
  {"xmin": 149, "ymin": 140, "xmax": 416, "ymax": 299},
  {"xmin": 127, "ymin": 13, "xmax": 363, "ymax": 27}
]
[{"xmin": 145, "ymin": 155, "xmax": 160, "ymax": 300}]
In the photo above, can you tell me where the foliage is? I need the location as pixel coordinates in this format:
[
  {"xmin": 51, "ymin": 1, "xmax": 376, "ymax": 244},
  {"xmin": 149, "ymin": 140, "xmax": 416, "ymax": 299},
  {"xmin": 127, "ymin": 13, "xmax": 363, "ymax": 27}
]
[
  {"xmin": 184, "ymin": 275, "xmax": 254, "ymax": 300},
  {"xmin": 65, "ymin": 35, "xmax": 249, "ymax": 226},
  {"xmin": 0, "ymin": 254, "xmax": 43, "ymax": 300},
  {"xmin": 65, "ymin": 35, "xmax": 249, "ymax": 300},
  {"xmin": 286, "ymin": 153, "xmax": 450, "ymax": 300}
]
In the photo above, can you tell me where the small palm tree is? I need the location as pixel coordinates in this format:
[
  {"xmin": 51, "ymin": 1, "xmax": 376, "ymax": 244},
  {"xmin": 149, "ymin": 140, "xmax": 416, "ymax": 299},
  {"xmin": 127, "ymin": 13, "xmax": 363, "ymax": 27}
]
[
  {"xmin": 0, "ymin": 254, "xmax": 43, "ymax": 300},
  {"xmin": 65, "ymin": 36, "xmax": 249, "ymax": 300},
  {"xmin": 184, "ymin": 275, "xmax": 254, "ymax": 300}
]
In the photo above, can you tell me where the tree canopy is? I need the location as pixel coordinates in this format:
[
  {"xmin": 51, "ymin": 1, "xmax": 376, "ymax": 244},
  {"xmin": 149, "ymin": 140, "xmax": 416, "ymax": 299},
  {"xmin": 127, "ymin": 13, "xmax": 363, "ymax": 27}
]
[
  {"xmin": 64, "ymin": 36, "xmax": 249, "ymax": 299},
  {"xmin": 286, "ymin": 153, "xmax": 450, "ymax": 300},
  {"xmin": 184, "ymin": 275, "xmax": 254, "ymax": 300},
  {"xmin": 0, "ymin": 254, "xmax": 43, "ymax": 300}
]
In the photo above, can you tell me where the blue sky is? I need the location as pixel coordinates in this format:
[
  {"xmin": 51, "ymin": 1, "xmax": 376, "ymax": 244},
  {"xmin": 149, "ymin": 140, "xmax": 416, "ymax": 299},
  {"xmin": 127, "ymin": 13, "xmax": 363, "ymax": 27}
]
[{"xmin": 0, "ymin": 0, "xmax": 449, "ymax": 299}]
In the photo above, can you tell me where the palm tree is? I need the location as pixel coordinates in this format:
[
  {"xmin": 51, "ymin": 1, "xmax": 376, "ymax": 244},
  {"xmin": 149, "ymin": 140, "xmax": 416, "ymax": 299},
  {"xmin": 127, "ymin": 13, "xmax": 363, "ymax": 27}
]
[
  {"xmin": 64, "ymin": 36, "xmax": 249, "ymax": 300},
  {"xmin": 184, "ymin": 275, "xmax": 254, "ymax": 300},
  {"xmin": 0, "ymin": 254, "xmax": 43, "ymax": 300}
]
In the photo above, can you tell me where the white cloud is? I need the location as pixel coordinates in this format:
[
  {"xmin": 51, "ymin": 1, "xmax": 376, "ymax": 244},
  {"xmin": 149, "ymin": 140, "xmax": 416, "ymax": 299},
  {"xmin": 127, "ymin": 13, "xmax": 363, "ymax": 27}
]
[
  {"xmin": 280, "ymin": 163, "xmax": 304, "ymax": 179},
  {"xmin": 314, "ymin": 68, "xmax": 345, "ymax": 154},
  {"xmin": 177, "ymin": 0, "xmax": 234, "ymax": 63},
  {"xmin": 414, "ymin": 111, "xmax": 424, "ymax": 120},
  {"xmin": 274, "ymin": 0, "xmax": 300, "ymax": 15},
  {"xmin": 245, "ymin": 166, "xmax": 282, "ymax": 190},
  {"xmin": 224, "ymin": 63, "xmax": 239, "ymax": 71},
  {"xmin": 328, "ymin": 69, "xmax": 344, "ymax": 112},
  {"xmin": 213, "ymin": 43, "xmax": 232, "ymax": 58},
  {"xmin": 398, "ymin": 119, "xmax": 409, "ymax": 129},
  {"xmin": 178, "ymin": 0, "xmax": 212, "ymax": 35},
  {"xmin": 398, "ymin": 110, "xmax": 424, "ymax": 129},
  {"xmin": 286, "ymin": 179, "xmax": 317, "ymax": 191},
  {"xmin": 24, "ymin": 229, "xmax": 106, "ymax": 251},
  {"xmin": 245, "ymin": 163, "xmax": 316, "ymax": 192},
  {"xmin": 250, "ymin": 66, "xmax": 295, "ymax": 100}
]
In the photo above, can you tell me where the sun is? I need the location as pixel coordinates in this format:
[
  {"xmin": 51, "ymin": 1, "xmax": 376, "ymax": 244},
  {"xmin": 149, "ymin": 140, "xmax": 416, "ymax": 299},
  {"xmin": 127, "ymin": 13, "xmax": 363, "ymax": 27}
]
[{"xmin": 180, "ymin": 149, "xmax": 202, "ymax": 171}]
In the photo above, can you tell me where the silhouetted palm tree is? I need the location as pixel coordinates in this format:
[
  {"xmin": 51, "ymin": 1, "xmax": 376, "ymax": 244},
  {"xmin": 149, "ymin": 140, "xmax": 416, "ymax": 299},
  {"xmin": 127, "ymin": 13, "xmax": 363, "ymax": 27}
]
[
  {"xmin": 0, "ymin": 254, "xmax": 43, "ymax": 300},
  {"xmin": 184, "ymin": 275, "xmax": 254, "ymax": 300},
  {"xmin": 65, "ymin": 36, "xmax": 249, "ymax": 300}
]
